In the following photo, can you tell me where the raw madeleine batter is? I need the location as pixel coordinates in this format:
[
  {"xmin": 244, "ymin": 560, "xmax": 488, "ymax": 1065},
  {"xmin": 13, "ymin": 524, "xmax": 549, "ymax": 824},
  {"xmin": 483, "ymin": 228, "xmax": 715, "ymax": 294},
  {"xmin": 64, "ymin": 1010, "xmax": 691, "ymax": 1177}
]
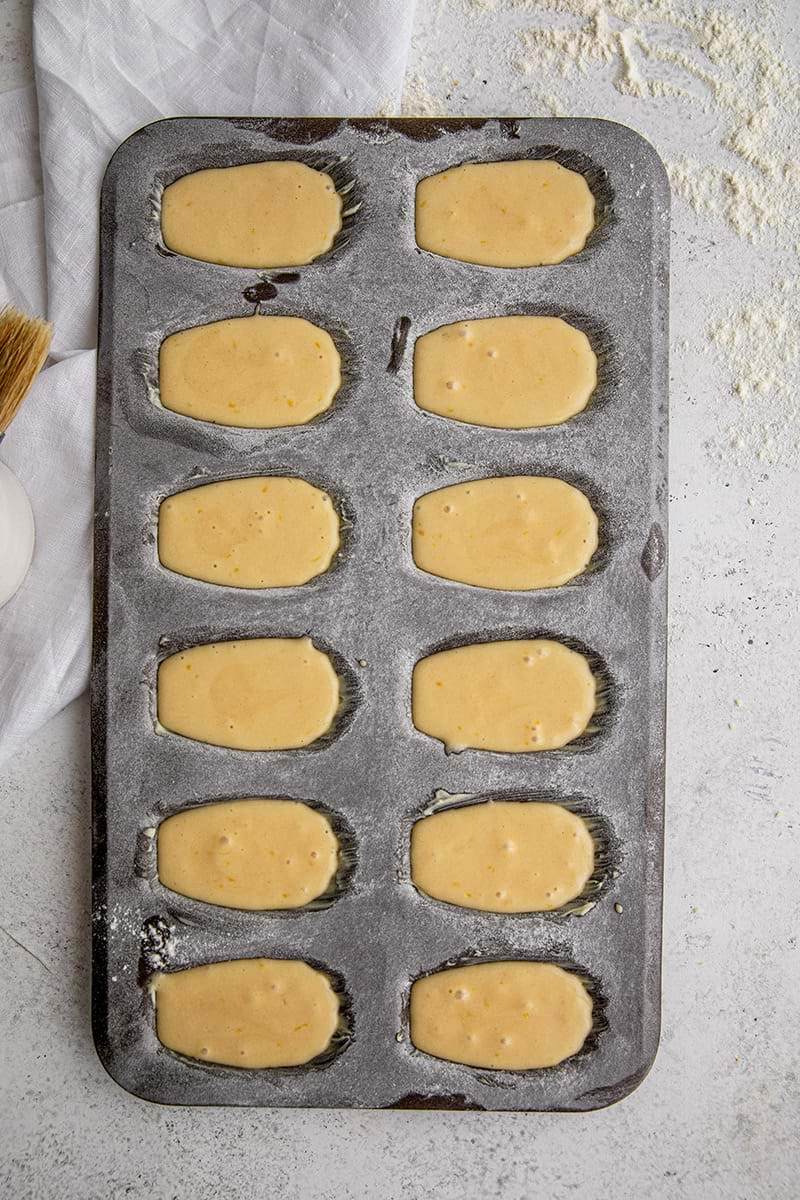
[
  {"xmin": 412, "ymin": 476, "xmax": 598, "ymax": 590},
  {"xmin": 158, "ymin": 476, "xmax": 340, "ymax": 588},
  {"xmin": 412, "ymin": 638, "xmax": 596, "ymax": 753},
  {"xmin": 410, "ymin": 801, "xmax": 595, "ymax": 912},
  {"xmin": 409, "ymin": 961, "xmax": 593, "ymax": 1069},
  {"xmin": 415, "ymin": 160, "xmax": 595, "ymax": 267},
  {"xmin": 161, "ymin": 160, "xmax": 342, "ymax": 266},
  {"xmin": 153, "ymin": 958, "xmax": 340, "ymax": 1067},
  {"xmin": 159, "ymin": 315, "xmax": 341, "ymax": 428},
  {"xmin": 414, "ymin": 316, "xmax": 597, "ymax": 428},
  {"xmin": 157, "ymin": 637, "xmax": 339, "ymax": 750},
  {"xmin": 157, "ymin": 798, "xmax": 339, "ymax": 909}
]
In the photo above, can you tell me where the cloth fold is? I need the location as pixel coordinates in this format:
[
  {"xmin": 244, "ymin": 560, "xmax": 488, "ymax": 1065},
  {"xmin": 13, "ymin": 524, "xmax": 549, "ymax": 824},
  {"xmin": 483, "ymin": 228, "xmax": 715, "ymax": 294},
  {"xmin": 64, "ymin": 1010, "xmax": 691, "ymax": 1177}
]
[{"xmin": 0, "ymin": 0, "xmax": 416, "ymax": 766}]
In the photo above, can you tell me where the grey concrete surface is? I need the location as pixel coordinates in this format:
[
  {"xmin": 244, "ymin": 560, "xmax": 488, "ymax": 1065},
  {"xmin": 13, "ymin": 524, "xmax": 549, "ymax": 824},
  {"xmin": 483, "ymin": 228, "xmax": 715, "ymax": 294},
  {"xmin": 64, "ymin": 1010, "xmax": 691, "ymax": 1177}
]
[{"xmin": 1, "ymin": 1, "xmax": 798, "ymax": 1197}]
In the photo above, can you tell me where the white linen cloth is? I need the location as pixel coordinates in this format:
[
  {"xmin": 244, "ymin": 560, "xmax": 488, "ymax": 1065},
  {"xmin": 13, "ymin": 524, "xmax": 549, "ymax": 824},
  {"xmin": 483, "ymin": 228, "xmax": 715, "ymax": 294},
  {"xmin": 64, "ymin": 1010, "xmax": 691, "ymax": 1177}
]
[{"xmin": 0, "ymin": 0, "xmax": 416, "ymax": 766}]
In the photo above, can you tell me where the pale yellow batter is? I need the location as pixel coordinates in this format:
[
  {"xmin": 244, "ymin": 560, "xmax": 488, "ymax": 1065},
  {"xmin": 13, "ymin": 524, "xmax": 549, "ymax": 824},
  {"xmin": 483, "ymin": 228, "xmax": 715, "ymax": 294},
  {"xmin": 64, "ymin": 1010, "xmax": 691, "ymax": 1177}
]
[
  {"xmin": 158, "ymin": 476, "xmax": 340, "ymax": 588},
  {"xmin": 161, "ymin": 160, "xmax": 342, "ymax": 266},
  {"xmin": 159, "ymin": 315, "xmax": 341, "ymax": 428},
  {"xmin": 157, "ymin": 799, "xmax": 338, "ymax": 909},
  {"xmin": 411, "ymin": 801, "xmax": 595, "ymax": 912},
  {"xmin": 153, "ymin": 958, "xmax": 340, "ymax": 1067},
  {"xmin": 414, "ymin": 316, "xmax": 597, "ymax": 429},
  {"xmin": 157, "ymin": 637, "xmax": 339, "ymax": 750},
  {"xmin": 415, "ymin": 160, "xmax": 595, "ymax": 267},
  {"xmin": 412, "ymin": 476, "xmax": 598, "ymax": 590},
  {"xmin": 409, "ymin": 961, "xmax": 593, "ymax": 1069},
  {"xmin": 412, "ymin": 639, "xmax": 595, "ymax": 753}
]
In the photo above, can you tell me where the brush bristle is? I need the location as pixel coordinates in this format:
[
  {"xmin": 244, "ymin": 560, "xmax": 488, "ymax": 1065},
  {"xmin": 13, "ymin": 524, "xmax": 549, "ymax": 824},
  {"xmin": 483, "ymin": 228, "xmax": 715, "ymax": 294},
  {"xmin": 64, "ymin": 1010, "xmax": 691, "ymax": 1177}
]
[{"xmin": 0, "ymin": 305, "xmax": 53, "ymax": 434}]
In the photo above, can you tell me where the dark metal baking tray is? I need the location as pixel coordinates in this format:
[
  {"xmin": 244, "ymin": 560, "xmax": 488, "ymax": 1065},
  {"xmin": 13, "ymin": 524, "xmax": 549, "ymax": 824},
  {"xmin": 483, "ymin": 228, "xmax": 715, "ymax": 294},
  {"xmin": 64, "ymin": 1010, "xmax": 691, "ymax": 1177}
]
[{"xmin": 92, "ymin": 116, "xmax": 669, "ymax": 1110}]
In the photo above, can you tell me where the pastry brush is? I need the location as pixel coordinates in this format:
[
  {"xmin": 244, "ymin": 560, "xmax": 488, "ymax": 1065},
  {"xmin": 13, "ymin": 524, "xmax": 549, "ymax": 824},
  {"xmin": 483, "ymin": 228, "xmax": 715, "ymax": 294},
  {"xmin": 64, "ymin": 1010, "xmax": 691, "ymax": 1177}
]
[{"xmin": 0, "ymin": 304, "xmax": 53, "ymax": 607}]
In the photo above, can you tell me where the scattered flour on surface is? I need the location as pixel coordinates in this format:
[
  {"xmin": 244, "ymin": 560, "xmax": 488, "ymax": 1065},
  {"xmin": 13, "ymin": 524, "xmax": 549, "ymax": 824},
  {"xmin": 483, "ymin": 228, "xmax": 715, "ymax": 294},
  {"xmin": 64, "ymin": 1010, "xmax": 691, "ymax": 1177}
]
[
  {"xmin": 401, "ymin": 73, "xmax": 441, "ymax": 116},
  {"xmin": 374, "ymin": 94, "xmax": 398, "ymax": 118},
  {"xmin": 710, "ymin": 280, "xmax": 800, "ymax": 466},
  {"xmin": 401, "ymin": 0, "xmax": 799, "ymax": 466},
  {"xmin": 517, "ymin": 1, "xmax": 800, "ymax": 246}
]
